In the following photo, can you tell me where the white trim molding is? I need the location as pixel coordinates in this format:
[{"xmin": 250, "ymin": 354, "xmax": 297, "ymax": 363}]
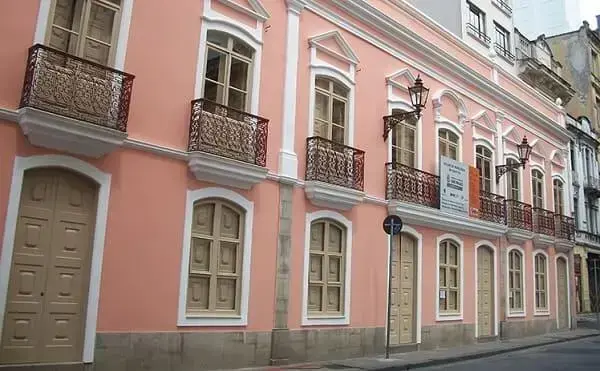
[
  {"xmin": 177, "ymin": 187, "xmax": 254, "ymax": 327},
  {"xmin": 0, "ymin": 155, "xmax": 112, "ymax": 363},
  {"xmin": 435, "ymin": 233, "xmax": 464, "ymax": 322},
  {"xmin": 554, "ymin": 253, "xmax": 572, "ymax": 329},
  {"xmin": 473, "ymin": 139, "xmax": 497, "ymax": 194},
  {"xmin": 532, "ymin": 249, "xmax": 551, "ymax": 316},
  {"xmin": 474, "ymin": 240, "xmax": 499, "ymax": 338},
  {"xmin": 302, "ymin": 210, "xmax": 352, "ymax": 326},
  {"xmin": 506, "ymin": 245, "xmax": 527, "ymax": 318}
]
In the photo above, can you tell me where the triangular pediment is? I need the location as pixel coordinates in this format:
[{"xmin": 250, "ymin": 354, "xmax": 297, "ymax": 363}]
[
  {"xmin": 529, "ymin": 138, "xmax": 549, "ymax": 158},
  {"xmin": 385, "ymin": 68, "xmax": 417, "ymax": 91},
  {"xmin": 471, "ymin": 110, "xmax": 496, "ymax": 134},
  {"xmin": 217, "ymin": 0, "xmax": 270, "ymax": 21},
  {"xmin": 550, "ymin": 150, "xmax": 566, "ymax": 167},
  {"xmin": 309, "ymin": 30, "xmax": 359, "ymax": 65},
  {"xmin": 503, "ymin": 125, "xmax": 524, "ymax": 146}
]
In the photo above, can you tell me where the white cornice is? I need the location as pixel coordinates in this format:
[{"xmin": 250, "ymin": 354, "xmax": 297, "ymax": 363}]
[
  {"xmin": 303, "ymin": 0, "xmax": 570, "ymax": 146},
  {"xmin": 217, "ymin": 0, "xmax": 270, "ymax": 22}
]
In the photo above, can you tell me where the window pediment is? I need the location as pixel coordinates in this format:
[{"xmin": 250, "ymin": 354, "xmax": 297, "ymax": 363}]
[
  {"xmin": 309, "ymin": 30, "xmax": 359, "ymax": 65},
  {"xmin": 216, "ymin": 0, "xmax": 270, "ymax": 22},
  {"xmin": 385, "ymin": 68, "xmax": 418, "ymax": 93}
]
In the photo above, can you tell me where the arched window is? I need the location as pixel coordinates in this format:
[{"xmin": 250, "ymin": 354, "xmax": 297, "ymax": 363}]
[
  {"xmin": 508, "ymin": 249, "xmax": 523, "ymax": 313},
  {"xmin": 46, "ymin": 0, "xmax": 123, "ymax": 66},
  {"xmin": 531, "ymin": 169, "xmax": 544, "ymax": 208},
  {"xmin": 186, "ymin": 199, "xmax": 245, "ymax": 316},
  {"xmin": 553, "ymin": 178, "xmax": 564, "ymax": 215},
  {"xmin": 506, "ymin": 158, "xmax": 521, "ymax": 200},
  {"xmin": 307, "ymin": 219, "xmax": 347, "ymax": 316},
  {"xmin": 438, "ymin": 129, "xmax": 459, "ymax": 160},
  {"xmin": 438, "ymin": 239, "xmax": 460, "ymax": 313},
  {"xmin": 534, "ymin": 253, "xmax": 548, "ymax": 311},
  {"xmin": 313, "ymin": 77, "xmax": 349, "ymax": 144},
  {"xmin": 391, "ymin": 108, "xmax": 417, "ymax": 167},
  {"xmin": 203, "ymin": 30, "xmax": 254, "ymax": 111},
  {"xmin": 476, "ymin": 145, "xmax": 493, "ymax": 192}
]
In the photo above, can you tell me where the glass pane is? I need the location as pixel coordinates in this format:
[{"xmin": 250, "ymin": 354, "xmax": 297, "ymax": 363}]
[
  {"xmin": 333, "ymin": 82, "xmax": 348, "ymax": 97},
  {"xmin": 315, "ymin": 92, "xmax": 330, "ymax": 121},
  {"xmin": 203, "ymin": 80, "xmax": 224, "ymax": 104},
  {"xmin": 439, "ymin": 245, "xmax": 447, "ymax": 264},
  {"xmin": 449, "ymin": 245, "xmax": 458, "ymax": 265},
  {"xmin": 449, "ymin": 268, "xmax": 457, "ymax": 287},
  {"xmin": 316, "ymin": 78, "xmax": 329, "ymax": 90},
  {"xmin": 228, "ymin": 88, "xmax": 246, "ymax": 111},
  {"xmin": 404, "ymin": 127, "xmax": 415, "ymax": 151},
  {"xmin": 232, "ymin": 38, "xmax": 253, "ymax": 58},
  {"xmin": 205, "ymin": 48, "xmax": 227, "ymax": 84},
  {"xmin": 207, "ymin": 30, "xmax": 228, "ymax": 47},
  {"xmin": 83, "ymin": 38, "xmax": 110, "ymax": 65},
  {"xmin": 87, "ymin": 3, "xmax": 116, "ymax": 43},
  {"xmin": 449, "ymin": 145, "xmax": 457, "ymax": 160},
  {"xmin": 402, "ymin": 150, "xmax": 415, "ymax": 167},
  {"xmin": 515, "ymin": 291, "xmax": 522, "ymax": 309},
  {"xmin": 449, "ymin": 290, "xmax": 458, "ymax": 310},
  {"xmin": 332, "ymin": 98, "xmax": 346, "ymax": 126},
  {"xmin": 332, "ymin": 125, "xmax": 345, "ymax": 144},
  {"xmin": 53, "ymin": 0, "xmax": 83, "ymax": 31},
  {"xmin": 314, "ymin": 120, "xmax": 329, "ymax": 138},
  {"xmin": 229, "ymin": 57, "xmax": 249, "ymax": 91},
  {"xmin": 439, "ymin": 268, "xmax": 446, "ymax": 286},
  {"xmin": 515, "ymin": 272, "xmax": 521, "ymax": 288},
  {"xmin": 49, "ymin": 27, "xmax": 79, "ymax": 54}
]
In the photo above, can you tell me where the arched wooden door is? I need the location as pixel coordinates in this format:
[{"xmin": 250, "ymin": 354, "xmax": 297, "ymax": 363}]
[{"xmin": 0, "ymin": 168, "xmax": 98, "ymax": 364}]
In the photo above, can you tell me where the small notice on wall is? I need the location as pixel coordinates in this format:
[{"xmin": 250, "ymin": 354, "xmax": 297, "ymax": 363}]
[{"xmin": 439, "ymin": 156, "xmax": 469, "ymax": 215}]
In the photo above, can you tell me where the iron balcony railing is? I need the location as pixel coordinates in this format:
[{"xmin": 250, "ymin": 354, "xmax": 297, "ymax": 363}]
[
  {"xmin": 466, "ymin": 23, "xmax": 491, "ymax": 44},
  {"xmin": 20, "ymin": 43, "xmax": 134, "ymax": 132},
  {"xmin": 305, "ymin": 136, "xmax": 365, "ymax": 191},
  {"xmin": 533, "ymin": 207, "xmax": 555, "ymax": 236},
  {"xmin": 555, "ymin": 215, "xmax": 576, "ymax": 241},
  {"xmin": 584, "ymin": 176, "xmax": 600, "ymax": 194},
  {"xmin": 494, "ymin": 43, "xmax": 515, "ymax": 62},
  {"xmin": 492, "ymin": 0, "xmax": 512, "ymax": 14},
  {"xmin": 385, "ymin": 162, "xmax": 440, "ymax": 208},
  {"xmin": 576, "ymin": 230, "xmax": 600, "ymax": 245},
  {"xmin": 478, "ymin": 190, "xmax": 506, "ymax": 224},
  {"xmin": 188, "ymin": 98, "xmax": 268, "ymax": 167},
  {"xmin": 505, "ymin": 199, "xmax": 533, "ymax": 231}
]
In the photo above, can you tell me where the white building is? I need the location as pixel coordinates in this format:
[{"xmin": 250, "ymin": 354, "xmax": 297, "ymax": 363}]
[{"xmin": 513, "ymin": 0, "xmax": 582, "ymax": 39}]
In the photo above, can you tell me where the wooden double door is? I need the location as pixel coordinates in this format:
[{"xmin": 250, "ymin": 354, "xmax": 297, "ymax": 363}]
[
  {"xmin": 477, "ymin": 246, "xmax": 494, "ymax": 338},
  {"xmin": 0, "ymin": 168, "xmax": 97, "ymax": 364},
  {"xmin": 389, "ymin": 233, "xmax": 417, "ymax": 345}
]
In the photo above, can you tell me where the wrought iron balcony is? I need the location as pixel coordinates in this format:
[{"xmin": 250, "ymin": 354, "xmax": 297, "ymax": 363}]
[
  {"xmin": 20, "ymin": 43, "xmax": 134, "ymax": 132},
  {"xmin": 386, "ymin": 162, "xmax": 439, "ymax": 208},
  {"xmin": 478, "ymin": 190, "xmax": 506, "ymax": 224},
  {"xmin": 188, "ymin": 98, "xmax": 268, "ymax": 167},
  {"xmin": 494, "ymin": 43, "xmax": 515, "ymax": 62},
  {"xmin": 505, "ymin": 199, "xmax": 533, "ymax": 231},
  {"xmin": 305, "ymin": 136, "xmax": 365, "ymax": 191},
  {"xmin": 492, "ymin": 0, "xmax": 512, "ymax": 15},
  {"xmin": 533, "ymin": 207, "xmax": 555, "ymax": 236},
  {"xmin": 555, "ymin": 215, "xmax": 575, "ymax": 241},
  {"xmin": 584, "ymin": 176, "xmax": 600, "ymax": 196},
  {"xmin": 466, "ymin": 23, "xmax": 491, "ymax": 44}
]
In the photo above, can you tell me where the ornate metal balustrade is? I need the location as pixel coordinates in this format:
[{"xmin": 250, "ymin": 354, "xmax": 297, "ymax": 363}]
[
  {"xmin": 386, "ymin": 162, "xmax": 440, "ymax": 208},
  {"xmin": 555, "ymin": 215, "xmax": 575, "ymax": 241},
  {"xmin": 305, "ymin": 136, "xmax": 365, "ymax": 191},
  {"xmin": 576, "ymin": 230, "xmax": 600, "ymax": 245},
  {"xmin": 492, "ymin": 0, "xmax": 512, "ymax": 14},
  {"xmin": 188, "ymin": 99, "xmax": 268, "ymax": 167},
  {"xmin": 505, "ymin": 199, "xmax": 533, "ymax": 231},
  {"xmin": 478, "ymin": 190, "xmax": 506, "ymax": 224},
  {"xmin": 466, "ymin": 23, "xmax": 491, "ymax": 44},
  {"xmin": 20, "ymin": 43, "xmax": 134, "ymax": 132},
  {"xmin": 494, "ymin": 43, "xmax": 515, "ymax": 62},
  {"xmin": 533, "ymin": 207, "xmax": 555, "ymax": 236}
]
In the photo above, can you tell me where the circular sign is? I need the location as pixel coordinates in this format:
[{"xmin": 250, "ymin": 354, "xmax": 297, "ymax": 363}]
[{"xmin": 382, "ymin": 214, "xmax": 403, "ymax": 236}]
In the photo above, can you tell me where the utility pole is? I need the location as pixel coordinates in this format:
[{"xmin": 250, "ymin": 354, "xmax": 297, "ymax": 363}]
[{"xmin": 382, "ymin": 214, "xmax": 403, "ymax": 359}]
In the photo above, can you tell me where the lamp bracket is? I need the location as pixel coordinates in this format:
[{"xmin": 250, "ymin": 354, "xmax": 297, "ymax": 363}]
[
  {"xmin": 495, "ymin": 161, "xmax": 525, "ymax": 183},
  {"xmin": 383, "ymin": 110, "xmax": 419, "ymax": 140}
]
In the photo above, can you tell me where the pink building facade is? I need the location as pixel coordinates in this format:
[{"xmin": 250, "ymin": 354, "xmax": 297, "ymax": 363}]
[{"xmin": 0, "ymin": 0, "xmax": 576, "ymax": 370}]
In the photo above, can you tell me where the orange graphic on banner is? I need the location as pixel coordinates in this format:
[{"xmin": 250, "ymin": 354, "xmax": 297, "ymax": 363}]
[{"xmin": 469, "ymin": 166, "xmax": 480, "ymax": 217}]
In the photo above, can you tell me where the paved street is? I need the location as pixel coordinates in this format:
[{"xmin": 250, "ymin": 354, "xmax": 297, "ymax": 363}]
[{"xmin": 418, "ymin": 336, "xmax": 600, "ymax": 371}]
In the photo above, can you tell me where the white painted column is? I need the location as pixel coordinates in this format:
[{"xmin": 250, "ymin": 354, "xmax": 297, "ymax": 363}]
[
  {"xmin": 278, "ymin": 0, "xmax": 306, "ymax": 182},
  {"xmin": 575, "ymin": 143, "xmax": 587, "ymax": 230},
  {"xmin": 495, "ymin": 112, "xmax": 505, "ymax": 197}
]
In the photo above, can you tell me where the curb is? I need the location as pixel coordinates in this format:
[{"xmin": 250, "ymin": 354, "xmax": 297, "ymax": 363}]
[{"xmin": 369, "ymin": 333, "xmax": 600, "ymax": 371}]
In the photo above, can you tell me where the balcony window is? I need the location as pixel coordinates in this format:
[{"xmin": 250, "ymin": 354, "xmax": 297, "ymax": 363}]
[
  {"xmin": 203, "ymin": 30, "xmax": 253, "ymax": 111},
  {"xmin": 507, "ymin": 158, "xmax": 521, "ymax": 201},
  {"xmin": 476, "ymin": 145, "xmax": 493, "ymax": 192},
  {"xmin": 532, "ymin": 169, "xmax": 544, "ymax": 208},
  {"xmin": 47, "ymin": 0, "xmax": 122, "ymax": 66},
  {"xmin": 439, "ymin": 129, "xmax": 459, "ymax": 161},
  {"xmin": 314, "ymin": 77, "xmax": 349, "ymax": 145},
  {"xmin": 468, "ymin": 2, "xmax": 486, "ymax": 35},
  {"xmin": 391, "ymin": 108, "xmax": 417, "ymax": 167},
  {"xmin": 592, "ymin": 50, "xmax": 600, "ymax": 77},
  {"xmin": 553, "ymin": 179, "xmax": 565, "ymax": 215},
  {"xmin": 494, "ymin": 22, "xmax": 514, "ymax": 62}
]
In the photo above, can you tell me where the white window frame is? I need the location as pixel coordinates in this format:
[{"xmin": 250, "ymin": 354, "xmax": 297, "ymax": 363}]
[
  {"xmin": 506, "ymin": 245, "xmax": 526, "ymax": 318},
  {"xmin": 552, "ymin": 174, "xmax": 567, "ymax": 216},
  {"xmin": 33, "ymin": 0, "xmax": 134, "ymax": 70},
  {"xmin": 474, "ymin": 140, "xmax": 496, "ymax": 193},
  {"xmin": 530, "ymin": 165, "xmax": 546, "ymax": 209},
  {"xmin": 504, "ymin": 152, "xmax": 524, "ymax": 201},
  {"xmin": 177, "ymin": 187, "xmax": 254, "ymax": 326},
  {"xmin": 473, "ymin": 240, "xmax": 499, "ymax": 338},
  {"xmin": 435, "ymin": 124, "xmax": 463, "ymax": 174},
  {"xmin": 194, "ymin": 2, "xmax": 263, "ymax": 115},
  {"xmin": 302, "ymin": 210, "xmax": 352, "ymax": 326},
  {"xmin": 386, "ymin": 90, "xmax": 423, "ymax": 170},
  {"xmin": 532, "ymin": 250, "xmax": 550, "ymax": 316},
  {"xmin": 435, "ymin": 234, "xmax": 464, "ymax": 322}
]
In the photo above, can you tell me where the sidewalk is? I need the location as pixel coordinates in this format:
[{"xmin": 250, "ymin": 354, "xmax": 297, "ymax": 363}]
[{"xmin": 241, "ymin": 328, "xmax": 600, "ymax": 371}]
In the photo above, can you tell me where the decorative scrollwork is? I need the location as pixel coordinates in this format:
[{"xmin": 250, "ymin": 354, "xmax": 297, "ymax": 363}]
[
  {"xmin": 305, "ymin": 136, "xmax": 365, "ymax": 191},
  {"xmin": 385, "ymin": 162, "xmax": 439, "ymax": 208},
  {"xmin": 533, "ymin": 207, "xmax": 555, "ymax": 236},
  {"xmin": 505, "ymin": 199, "xmax": 533, "ymax": 231},
  {"xmin": 19, "ymin": 44, "xmax": 134, "ymax": 132},
  {"xmin": 478, "ymin": 190, "xmax": 506, "ymax": 224},
  {"xmin": 188, "ymin": 99, "xmax": 269, "ymax": 167},
  {"xmin": 555, "ymin": 215, "xmax": 575, "ymax": 241}
]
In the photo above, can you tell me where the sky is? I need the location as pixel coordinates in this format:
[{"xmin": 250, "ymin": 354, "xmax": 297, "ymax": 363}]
[{"xmin": 580, "ymin": 0, "xmax": 600, "ymax": 29}]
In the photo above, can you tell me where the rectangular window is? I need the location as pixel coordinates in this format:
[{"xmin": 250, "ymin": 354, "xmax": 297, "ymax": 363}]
[
  {"xmin": 476, "ymin": 145, "xmax": 493, "ymax": 192},
  {"xmin": 553, "ymin": 179, "xmax": 564, "ymax": 215},
  {"xmin": 438, "ymin": 240, "xmax": 460, "ymax": 313},
  {"xmin": 532, "ymin": 170, "xmax": 544, "ymax": 209},
  {"xmin": 391, "ymin": 109, "xmax": 417, "ymax": 167},
  {"xmin": 534, "ymin": 254, "xmax": 547, "ymax": 311},
  {"xmin": 314, "ymin": 77, "xmax": 349, "ymax": 145},
  {"xmin": 508, "ymin": 250, "xmax": 523, "ymax": 312},
  {"xmin": 507, "ymin": 158, "xmax": 520, "ymax": 200},
  {"xmin": 47, "ymin": 0, "xmax": 121, "ymax": 66},
  {"xmin": 438, "ymin": 129, "xmax": 459, "ymax": 161},
  {"xmin": 468, "ymin": 2, "xmax": 486, "ymax": 34},
  {"xmin": 592, "ymin": 50, "xmax": 599, "ymax": 76},
  {"xmin": 494, "ymin": 22, "xmax": 513, "ymax": 60}
]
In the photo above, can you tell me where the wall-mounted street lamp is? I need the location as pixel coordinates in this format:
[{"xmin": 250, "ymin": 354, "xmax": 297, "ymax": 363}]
[
  {"xmin": 383, "ymin": 75, "xmax": 430, "ymax": 140},
  {"xmin": 495, "ymin": 136, "xmax": 532, "ymax": 183}
]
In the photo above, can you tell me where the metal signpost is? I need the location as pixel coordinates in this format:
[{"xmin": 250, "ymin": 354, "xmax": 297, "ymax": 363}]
[{"xmin": 382, "ymin": 214, "xmax": 403, "ymax": 359}]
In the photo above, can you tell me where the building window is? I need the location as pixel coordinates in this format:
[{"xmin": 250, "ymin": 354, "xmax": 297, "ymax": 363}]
[
  {"xmin": 438, "ymin": 239, "xmax": 460, "ymax": 313},
  {"xmin": 553, "ymin": 179, "xmax": 565, "ymax": 215},
  {"xmin": 532, "ymin": 169, "xmax": 544, "ymax": 208},
  {"xmin": 314, "ymin": 77, "xmax": 349, "ymax": 144},
  {"xmin": 592, "ymin": 50, "xmax": 600, "ymax": 77},
  {"xmin": 468, "ymin": 2, "xmax": 486, "ymax": 36},
  {"xmin": 570, "ymin": 141, "xmax": 576, "ymax": 170},
  {"xmin": 439, "ymin": 129, "xmax": 459, "ymax": 160},
  {"xmin": 46, "ymin": 0, "xmax": 122, "ymax": 66},
  {"xmin": 476, "ymin": 145, "xmax": 493, "ymax": 192},
  {"xmin": 307, "ymin": 219, "xmax": 346, "ymax": 316},
  {"xmin": 391, "ymin": 108, "xmax": 417, "ymax": 167},
  {"xmin": 506, "ymin": 158, "xmax": 520, "ymax": 200},
  {"xmin": 203, "ymin": 30, "xmax": 254, "ymax": 111},
  {"xmin": 494, "ymin": 22, "xmax": 513, "ymax": 60},
  {"xmin": 186, "ymin": 199, "xmax": 244, "ymax": 316},
  {"xmin": 508, "ymin": 249, "xmax": 523, "ymax": 313},
  {"xmin": 534, "ymin": 253, "xmax": 548, "ymax": 311}
]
